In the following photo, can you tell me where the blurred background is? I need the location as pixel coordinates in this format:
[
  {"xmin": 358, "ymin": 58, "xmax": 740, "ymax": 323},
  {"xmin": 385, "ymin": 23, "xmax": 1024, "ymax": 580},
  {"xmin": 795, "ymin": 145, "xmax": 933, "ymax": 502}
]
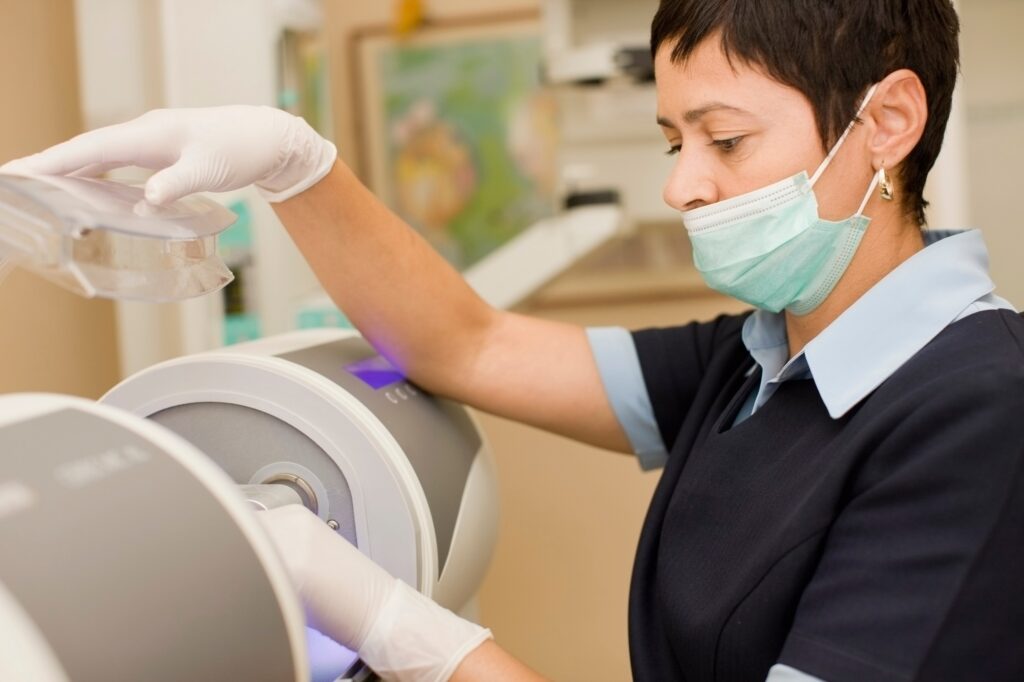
[{"xmin": 0, "ymin": 0, "xmax": 1019, "ymax": 679}]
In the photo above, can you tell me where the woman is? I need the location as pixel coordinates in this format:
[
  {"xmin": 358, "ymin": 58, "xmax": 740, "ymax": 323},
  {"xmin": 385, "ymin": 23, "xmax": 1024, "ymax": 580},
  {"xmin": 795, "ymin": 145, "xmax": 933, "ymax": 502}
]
[{"xmin": 5, "ymin": 1, "xmax": 1022, "ymax": 680}]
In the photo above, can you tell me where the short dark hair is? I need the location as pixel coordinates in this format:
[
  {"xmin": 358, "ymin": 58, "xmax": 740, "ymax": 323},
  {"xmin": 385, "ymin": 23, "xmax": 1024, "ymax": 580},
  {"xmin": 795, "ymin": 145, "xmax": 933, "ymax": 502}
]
[{"xmin": 651, "ymin": 0, "xmax": 961, "ymax": 226}]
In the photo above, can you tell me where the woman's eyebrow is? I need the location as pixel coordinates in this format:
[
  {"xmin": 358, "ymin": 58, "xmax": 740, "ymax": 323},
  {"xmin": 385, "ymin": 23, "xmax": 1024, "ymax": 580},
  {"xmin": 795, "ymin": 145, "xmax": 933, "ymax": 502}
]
[
  {"xmin": 684, "ymin": 102, "xmax": 751, "ymax": 123},
  {"xmin": 657, "ymin": 103, "xmax": 754, "ymax": 129}
]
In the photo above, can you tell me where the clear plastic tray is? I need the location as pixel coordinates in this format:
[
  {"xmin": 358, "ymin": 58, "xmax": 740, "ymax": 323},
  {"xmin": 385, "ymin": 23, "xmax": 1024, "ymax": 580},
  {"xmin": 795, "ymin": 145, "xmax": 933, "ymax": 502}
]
[{"xmin": 0, "ymin": 173, "xmax": 237, "ymax": 301}]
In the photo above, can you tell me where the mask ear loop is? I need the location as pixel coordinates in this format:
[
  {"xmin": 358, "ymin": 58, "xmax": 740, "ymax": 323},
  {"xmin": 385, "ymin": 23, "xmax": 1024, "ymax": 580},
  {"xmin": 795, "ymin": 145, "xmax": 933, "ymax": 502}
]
[
  {"xmin": 856, "ymin": 172, "xmax": 882, "ymax": 216},
  {"xmin": 809, "ymin": 83, "xmax": 881, "ymax": 188}
]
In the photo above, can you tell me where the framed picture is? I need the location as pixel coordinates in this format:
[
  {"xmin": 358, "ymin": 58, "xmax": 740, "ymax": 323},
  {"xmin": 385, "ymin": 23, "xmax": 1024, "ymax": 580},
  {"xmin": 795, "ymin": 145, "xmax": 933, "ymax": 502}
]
[{"xmin": 350, "ymin": 11, "xmax": 559, "ymax": 271}]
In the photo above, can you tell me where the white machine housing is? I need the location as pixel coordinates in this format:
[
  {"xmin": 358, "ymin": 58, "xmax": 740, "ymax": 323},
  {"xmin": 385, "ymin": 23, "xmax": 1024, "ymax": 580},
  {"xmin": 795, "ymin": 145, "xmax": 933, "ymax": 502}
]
[
  {"xmin": 0, "ymin": 394, "xmax": 310, "ymax": 682},
  {"xmin": 102, "ymin": 329, "xmax": 499, "ymax": 613}
]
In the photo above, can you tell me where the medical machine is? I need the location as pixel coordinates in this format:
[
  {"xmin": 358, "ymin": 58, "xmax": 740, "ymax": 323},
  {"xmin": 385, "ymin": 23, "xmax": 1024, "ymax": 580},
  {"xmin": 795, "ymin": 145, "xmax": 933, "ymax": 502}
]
[
  {"xmin": 0, "ymin": 330, "xmax": 498, "ymax": 681},
  {"xmin": 0, "ymin": 393, "xmax": 311, "ymax": 681},
  {"xmin": 0, "ymin": 161, "xmax": 497, "ymax": 681},
  {"xmin": 102, "ymin": 329, "xmax": 498, "ymax": 616}
]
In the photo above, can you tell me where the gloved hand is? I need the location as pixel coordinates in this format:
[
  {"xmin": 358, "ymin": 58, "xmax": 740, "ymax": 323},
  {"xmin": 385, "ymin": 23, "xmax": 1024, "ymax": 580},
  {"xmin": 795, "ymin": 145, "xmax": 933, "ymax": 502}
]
[
  {"xmin": 257, "ymin": 505, "xmax": 492, "ymax": 682},
  {"xmin": 0, "ymin": 106, "xmax": 336, "ymax": 204}
]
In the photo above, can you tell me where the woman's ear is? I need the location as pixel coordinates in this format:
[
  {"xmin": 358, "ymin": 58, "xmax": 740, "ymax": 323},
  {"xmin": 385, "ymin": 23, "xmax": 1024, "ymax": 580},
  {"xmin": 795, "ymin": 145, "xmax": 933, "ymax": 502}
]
[{"xmin": 865, "ymin": 69, "xmax": 929, "ymax": 171}]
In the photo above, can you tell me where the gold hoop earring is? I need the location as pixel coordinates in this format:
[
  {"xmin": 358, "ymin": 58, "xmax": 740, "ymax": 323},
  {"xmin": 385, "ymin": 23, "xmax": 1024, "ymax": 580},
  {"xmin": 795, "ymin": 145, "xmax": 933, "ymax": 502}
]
[{"xmin": 879, "ymin": 164, "xmax": 895, "ymax": 202}]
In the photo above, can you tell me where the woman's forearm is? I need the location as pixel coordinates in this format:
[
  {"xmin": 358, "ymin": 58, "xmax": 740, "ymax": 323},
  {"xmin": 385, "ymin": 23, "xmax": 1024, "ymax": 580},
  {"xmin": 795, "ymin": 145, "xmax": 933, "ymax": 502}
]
[
  {"xmin": 450, "ymin": 640, "xmax": 548, "ymax": 682},
  {"xmin": 274, "ymin": 161, "xmax": 633, "ymax": 452},
  {"xmin": 272, "ymin": 161, "xmax": 497, "ymax": 395}
]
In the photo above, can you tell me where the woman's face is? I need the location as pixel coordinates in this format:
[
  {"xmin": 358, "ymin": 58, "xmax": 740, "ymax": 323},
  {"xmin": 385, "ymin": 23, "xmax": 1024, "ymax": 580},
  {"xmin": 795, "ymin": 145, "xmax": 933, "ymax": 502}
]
[{"xmin": 656, "ymin": 38, "xmax": 873, "ymax": 221}]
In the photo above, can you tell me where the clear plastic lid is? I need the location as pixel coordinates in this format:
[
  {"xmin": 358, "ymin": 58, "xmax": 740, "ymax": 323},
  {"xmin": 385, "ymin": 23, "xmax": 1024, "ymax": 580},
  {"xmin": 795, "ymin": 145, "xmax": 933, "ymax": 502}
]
[{"xmin": 0, "ymin": 173, "xmax": 237, "ymax": 301}]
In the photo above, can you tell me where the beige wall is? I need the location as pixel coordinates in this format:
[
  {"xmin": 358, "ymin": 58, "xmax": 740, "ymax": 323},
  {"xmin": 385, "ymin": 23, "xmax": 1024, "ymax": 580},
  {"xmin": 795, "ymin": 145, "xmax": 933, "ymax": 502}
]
[
  {"xmin": 959, "ymin": 1, "xmax": 1024, "ymax": 304},
  {"xmin": 0, "ymin": 0, "xmax": 120, "ymax": 397}
]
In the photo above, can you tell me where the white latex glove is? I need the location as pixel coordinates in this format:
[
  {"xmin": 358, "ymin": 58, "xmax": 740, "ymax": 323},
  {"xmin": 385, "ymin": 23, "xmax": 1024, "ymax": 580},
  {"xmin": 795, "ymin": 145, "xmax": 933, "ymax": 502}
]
[
  {"xmin": 257, "ymin": 505, "xmax": 492, "ymax": 682},
  {"xmin": 0, "ymin": 105, "xmax": 336, "ymax": 204}
]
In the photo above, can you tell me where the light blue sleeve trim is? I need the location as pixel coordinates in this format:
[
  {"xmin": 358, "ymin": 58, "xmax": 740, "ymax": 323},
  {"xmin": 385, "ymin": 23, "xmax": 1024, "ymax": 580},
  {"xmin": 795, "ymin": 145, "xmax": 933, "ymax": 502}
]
[
  {"xmin": 766, "ymin": 664, "xmax": 827, "ymax": 682},
  {"xmin": 586, "ymin": 327, "xmax": 669, "ymax": 471}
]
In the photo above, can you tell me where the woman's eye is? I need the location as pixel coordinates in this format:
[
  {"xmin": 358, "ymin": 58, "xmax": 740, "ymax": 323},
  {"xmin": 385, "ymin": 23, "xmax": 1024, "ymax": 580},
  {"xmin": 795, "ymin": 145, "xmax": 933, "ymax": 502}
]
[
  {"xmin": 664, "ymin": 144, "xmax": 682, "ymax": 157},
  {"xmin": 711, "ymin": 136, "xmax": 744, "ymax": 153}
]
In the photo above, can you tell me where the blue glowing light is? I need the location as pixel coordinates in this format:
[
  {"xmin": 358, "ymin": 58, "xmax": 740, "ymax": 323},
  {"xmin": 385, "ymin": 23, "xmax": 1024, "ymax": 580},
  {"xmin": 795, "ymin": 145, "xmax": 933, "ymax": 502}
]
[
  {"xmin": 344, "ymin": 355, "xmax": 406, "ymax": 390},
  {"xmin": 306, "ymin": 626, "xmax": 360, "ymax": 682}
]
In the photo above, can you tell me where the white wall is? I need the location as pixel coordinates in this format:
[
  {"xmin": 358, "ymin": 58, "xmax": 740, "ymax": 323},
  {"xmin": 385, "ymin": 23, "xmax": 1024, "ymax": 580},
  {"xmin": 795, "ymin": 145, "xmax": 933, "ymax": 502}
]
[
  {"xmin": 74, "ymin": 0, "xmax": 320, "ymax": 375},
  {"xmin": 74, "ymin": 0, "xmax": 164, "ymax": 129}
]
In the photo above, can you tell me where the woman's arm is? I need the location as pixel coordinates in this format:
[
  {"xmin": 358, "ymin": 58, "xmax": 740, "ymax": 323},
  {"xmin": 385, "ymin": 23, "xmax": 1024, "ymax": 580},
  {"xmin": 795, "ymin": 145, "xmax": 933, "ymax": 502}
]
[
  {"xmin": 451, "ymin": 640, "xmax": 548, "ymax": 681},
  {"xmin": 272, "ymin": 159, "xmax": 631, "ymax": 453},
  {"xmin": 260, "ymin": 505, "xmax": 548, "ymax": 682},
  {"xmin": 2, "ymin": 107, "xmax": 631, "ymax": 454}
]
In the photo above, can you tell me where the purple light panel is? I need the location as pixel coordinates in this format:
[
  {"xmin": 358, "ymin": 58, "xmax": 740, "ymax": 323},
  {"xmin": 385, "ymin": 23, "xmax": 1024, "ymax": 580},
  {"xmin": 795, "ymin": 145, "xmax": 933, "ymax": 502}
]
[{"xmin": 344, "ymin": 355, "xmax": 406, "ymax": 390}]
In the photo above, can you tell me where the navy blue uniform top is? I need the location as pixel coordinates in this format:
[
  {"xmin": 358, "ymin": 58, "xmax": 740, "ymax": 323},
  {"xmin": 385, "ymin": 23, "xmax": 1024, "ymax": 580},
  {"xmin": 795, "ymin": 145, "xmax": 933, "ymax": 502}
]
[{"xmin": 588, "ymin": 231, "xmax": 1024, "ymax": 681}]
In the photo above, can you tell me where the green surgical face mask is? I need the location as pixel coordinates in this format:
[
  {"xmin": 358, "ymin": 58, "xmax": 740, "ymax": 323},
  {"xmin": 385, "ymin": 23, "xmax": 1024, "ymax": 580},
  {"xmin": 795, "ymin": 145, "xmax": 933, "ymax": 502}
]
[{"xmin": 680, "ymin": 84, "xmax": 881, "ymax": 316}]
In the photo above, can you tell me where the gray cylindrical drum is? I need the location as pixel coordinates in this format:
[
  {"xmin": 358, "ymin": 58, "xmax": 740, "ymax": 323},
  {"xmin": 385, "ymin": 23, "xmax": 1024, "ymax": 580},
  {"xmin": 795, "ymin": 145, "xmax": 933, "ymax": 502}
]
[{"xmin": 0, "ymin": 394, "xmax": 308, "ymax": 682}]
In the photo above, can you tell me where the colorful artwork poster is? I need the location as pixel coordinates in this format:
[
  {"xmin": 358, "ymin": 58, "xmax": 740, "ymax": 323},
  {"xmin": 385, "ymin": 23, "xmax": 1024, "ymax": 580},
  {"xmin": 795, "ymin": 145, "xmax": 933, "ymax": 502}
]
[{"xmin": 364, "ymin": 25, "xmax": 558, "ymax": 269}]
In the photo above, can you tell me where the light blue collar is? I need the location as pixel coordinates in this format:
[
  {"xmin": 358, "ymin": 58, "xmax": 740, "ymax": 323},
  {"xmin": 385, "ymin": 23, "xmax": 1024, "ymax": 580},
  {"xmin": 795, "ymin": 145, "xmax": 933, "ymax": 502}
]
[{"xmin": 741, "ymin": 230, "xmax": 1003, "ymax": 419}]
